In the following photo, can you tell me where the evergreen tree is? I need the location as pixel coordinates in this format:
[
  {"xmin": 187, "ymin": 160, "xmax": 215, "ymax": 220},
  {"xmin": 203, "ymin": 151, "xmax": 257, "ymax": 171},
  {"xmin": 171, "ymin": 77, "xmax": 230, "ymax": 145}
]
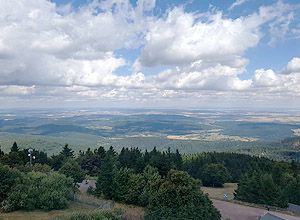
[
  {"xmin": 0, "ymin": 146, "xmax": 4, "ymax": 158},
  {"xmin": 11, "ymin": 142, "xmax": 19, "ymax": 152},
  {"xmin": 174, "ymin": 149, "xmax": 183, "ymax": 169},
  {"xmin": 234, "ymin": 172, "xmax": 288, "ymax": 208},
  {"xmin": 139, "ymin": 165, "xmax": 161, "ymax": 206},
  {"xmin": 60, "ymin": 144, "xmax": 74, "ymax": 158},
  {"xmin": 202, "ymin": 163, "xmax": 230, "ymax": 187},
  {"xmin": 96, "ymin": 153, "xmax": 115, "ymax": 199}
]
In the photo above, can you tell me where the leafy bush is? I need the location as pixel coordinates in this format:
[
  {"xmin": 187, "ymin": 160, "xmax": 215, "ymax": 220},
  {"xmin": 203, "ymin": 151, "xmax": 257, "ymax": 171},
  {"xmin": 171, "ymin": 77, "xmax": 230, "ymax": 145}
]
[
  {"xmin": 0, "ymin": 165, "xmax": 22, "ymax": 203},
  {"xmin": 145, "ymin": 170, "xmax": 221, "ymax": 220},
  {"xmin": 59, "ymin": 159, "xmax": 85, "ymax": 183},
  {"xmin": 2, "ymin": 172, "xmax": 73, "ymax": 211}
]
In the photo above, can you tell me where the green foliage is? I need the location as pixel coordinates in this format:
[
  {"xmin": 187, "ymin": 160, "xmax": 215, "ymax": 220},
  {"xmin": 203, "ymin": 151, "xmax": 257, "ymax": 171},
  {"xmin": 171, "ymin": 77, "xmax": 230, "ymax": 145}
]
[
  {"xmin": 51, "ymin": 154, "xmax": 66, "ymax": 171},
  {"xmin": 0, "ymin": 165, "xmax": 22, "ymax": 203},
  {"xmin": 138, "ymin": 165, "xmax": 161, "ymax": 206},
  {"xmin": 2, "ymin": 172, "xmax": 73, "ymax": 212},
  {"xmin": 51, "ymin": 144, "xmax": 75, "ymax": 171},
  {"xmin": 60, "ymin": 144, "xmax": 75, "ymax": 158},
  {"xmin": 95, "ymin": 153, "xmax": 116, "ymax": 199},
  {"xmin": 61, "ymin": 210, "xmax": 121, "ymax": 220},
  {"xmin": 59, "ymin": 159, "xmax": 85, "ymax": 183},
  {"xmin": 234, "ymin": 172, "xmax": 287, "ymax": 208},
  {"xmin": 0, "ymin": 147, "xmax": 4, "ymax": 157},
  {"xmin": 184, "ymin": 152, "xmax": 274, "ymax": 182},
  {"xmin": 202, "ymin": 163, "xmax": 230, "ymax": 187},
  {"xmin": 11, "ymin": 142, "xmax": 19, "ymax": 152},
  {"xmin": 77, "ymin": 147, "xmax": 106, "ymax": 176},
  {"xmin": 145, "ymin": 170, "xmax": 221, "ymax": 220},
  {"xmin": 31, "ymin": 163, "xmax": 51, "ymax": 173},
  {"xmin": 283, "ymin": 175, "xmax": 300, "ymax": 205},
  {"xmin": 1, "ymin": 142, "xmax": 300, "ymax": 212},
  {"xmin": 112, "ymin": 168, "xmax": 145, "ymax": 205}
]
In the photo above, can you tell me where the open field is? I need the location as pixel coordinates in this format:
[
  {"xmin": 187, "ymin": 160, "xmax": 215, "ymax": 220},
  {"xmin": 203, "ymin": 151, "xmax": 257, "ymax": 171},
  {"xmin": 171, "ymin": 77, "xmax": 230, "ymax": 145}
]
[{"xmin": 201, "ymin": 183, "xmax": 238, "ymax": 200}]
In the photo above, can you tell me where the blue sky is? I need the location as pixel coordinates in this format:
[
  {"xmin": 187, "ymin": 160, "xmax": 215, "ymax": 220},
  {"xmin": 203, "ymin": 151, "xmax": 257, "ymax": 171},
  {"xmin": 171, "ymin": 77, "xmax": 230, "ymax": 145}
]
[
  {"xmin": 50, "ymin": 0, "xmax": 300, "ymax": 76},
  {"xmin": 0, "ymin": 0, "xmax": 300, "ymax": 109}
]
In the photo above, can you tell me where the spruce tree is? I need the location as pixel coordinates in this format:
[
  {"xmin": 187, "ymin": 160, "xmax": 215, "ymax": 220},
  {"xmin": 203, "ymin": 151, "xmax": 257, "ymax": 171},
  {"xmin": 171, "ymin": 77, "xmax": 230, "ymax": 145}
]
[{"xmin": 96, "ymin": 153, "xmax": 115, "ymax": 199}]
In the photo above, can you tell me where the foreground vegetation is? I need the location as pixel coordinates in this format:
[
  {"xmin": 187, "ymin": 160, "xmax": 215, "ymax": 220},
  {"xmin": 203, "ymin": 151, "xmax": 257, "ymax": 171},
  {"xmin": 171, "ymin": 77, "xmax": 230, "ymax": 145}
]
[{"xmin": 0, "ymin": 141, "xmax": 300, "ymax": 219}]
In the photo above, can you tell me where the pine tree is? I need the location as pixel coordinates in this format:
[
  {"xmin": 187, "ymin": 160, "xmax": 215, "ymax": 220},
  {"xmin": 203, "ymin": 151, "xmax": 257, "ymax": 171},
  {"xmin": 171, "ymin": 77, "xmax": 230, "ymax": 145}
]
[
  {"xmin": 11, "ymin": 142, "xmax": 19, "ymax": 152},
  {"xmin": 60, "ymin": 144, "xmax": 74, "ymax": 158},
  {"xmin": 96, "ymin": 153, "xmax": 115, "ymax": 199}
]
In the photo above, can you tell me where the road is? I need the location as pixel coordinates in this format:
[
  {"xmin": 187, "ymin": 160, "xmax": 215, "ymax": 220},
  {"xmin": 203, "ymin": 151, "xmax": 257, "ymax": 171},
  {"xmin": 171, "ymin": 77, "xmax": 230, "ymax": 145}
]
[{"xmin": 212, "ymin": 199, "xmax": 300, "ymax": 220}]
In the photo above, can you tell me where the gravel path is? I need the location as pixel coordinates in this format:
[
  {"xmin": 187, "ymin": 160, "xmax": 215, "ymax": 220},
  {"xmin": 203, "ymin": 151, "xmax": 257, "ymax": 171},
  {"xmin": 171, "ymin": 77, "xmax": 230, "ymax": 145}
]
[{"xmin": 212, "ymin": 199, "xmax": 300, "ymax": 220}]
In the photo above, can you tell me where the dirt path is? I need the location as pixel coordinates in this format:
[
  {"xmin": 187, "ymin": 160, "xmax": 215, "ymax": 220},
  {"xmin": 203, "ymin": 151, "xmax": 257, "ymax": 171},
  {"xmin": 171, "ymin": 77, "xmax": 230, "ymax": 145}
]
[{"xmin": 212, "ymin": 199, "xmax": 300, "ymax": 220}]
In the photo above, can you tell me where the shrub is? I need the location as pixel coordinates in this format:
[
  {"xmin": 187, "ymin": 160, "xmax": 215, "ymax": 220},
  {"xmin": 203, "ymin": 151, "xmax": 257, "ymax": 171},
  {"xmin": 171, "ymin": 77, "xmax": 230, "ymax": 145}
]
[
  {"xmin": 2, "ymin": 172, "xmax": 73, "ymax": 212},
  {"xmin": 0, "ymin": 165, "xmax": 22, "ymax": 203},
  {"xmin": 145, "ymin": 170, "xmax": 221, "ymax": 220}
]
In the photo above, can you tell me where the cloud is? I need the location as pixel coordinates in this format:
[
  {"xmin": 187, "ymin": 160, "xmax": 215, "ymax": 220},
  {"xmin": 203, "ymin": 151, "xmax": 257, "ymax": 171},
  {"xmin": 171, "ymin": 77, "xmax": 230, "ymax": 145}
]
[
  {"xmin": 286, "ymin": 57, "xmax": 300, "ymax": 74},
  {"xmin": 140, "ymin": 2, "xmax": 293, "ymax": 67},
  {"xmin": 252, "ymin": 69, "xmax": 281, "ymax": 87},
  {"xmin": 251, "ymin": 58, "xmax": 300, "ymax": 98},
  {"xmin": 0, "ymin": 0, "xmax": 300, "ymax": 108},
  {"xmin": 229, "ymin": 0, "xmax": 247, "ymax": 11},
  {"xmin": 153, "ymin": 64, "xmax": 251, "ymax": 91},
  {"xmin": 0, "ymin": 85, "xmax": 35, "ymax": 95},
  {"xmin": 0, "ymin": 0, "xmax": 148, "ymax": 88}
]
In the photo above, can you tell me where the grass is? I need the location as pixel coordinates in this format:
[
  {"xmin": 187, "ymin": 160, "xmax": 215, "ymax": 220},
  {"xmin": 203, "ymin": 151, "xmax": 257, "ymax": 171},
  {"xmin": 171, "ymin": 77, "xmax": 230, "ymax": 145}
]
[
  {"xmin": 115, "ymin": 203, "xmax": 144, "ymax": 220},
  {"xmin": 0, "ymin": 192, "xmax": 144, "ymax": 220},
  {"xmin": 201, "ymin": 183, "xmax": 238, "ymax": 200},
  {"xmin": 0, "ymin": 202, "xmax": 95, "ymax": 220}
]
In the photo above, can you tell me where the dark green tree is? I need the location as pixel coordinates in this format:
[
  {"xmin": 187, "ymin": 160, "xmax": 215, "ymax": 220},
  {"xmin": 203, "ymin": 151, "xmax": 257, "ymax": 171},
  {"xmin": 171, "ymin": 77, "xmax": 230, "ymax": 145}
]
[
  {"xmin": 234, "ymin": 172, "xmax": 288, "ymax": 208},
  {"xmin": 0, "ymin": 147, "xmax": 4, "ymax": 158},
  {"xmin": 11, "ymin": 142, "xmax": 19, "ymax": 152},
  {"xmin": 145, "ymin": 170, "xmax": 221, "ymax": 220},
  {"xmin": 51, "ymin": 154, "xmax": 66, "ymax": 171},
  {"xmin": 202, "ymin": 163, "xmax": 230, "ymax": 187},
  {"xmin": 139, "ymin": 165, "xmax": 161, "ymax": 206},
  {"xmin": 283, "ymin": 175, "xmax": 300, "ymax": 205},
  {"xmin": 59, "ymin": 159, "xmax": 85, "ymax": 184},
  {"xmin": 0, "ymin": 165, "xmax": 22, "ymax": 202},
  {"xmin": 60, "ymin": 144, "xmax": 74, "ymax": 158},
  {"xmin": 95, "ymin": 153, "xmax": 115, "ymax": 199}
]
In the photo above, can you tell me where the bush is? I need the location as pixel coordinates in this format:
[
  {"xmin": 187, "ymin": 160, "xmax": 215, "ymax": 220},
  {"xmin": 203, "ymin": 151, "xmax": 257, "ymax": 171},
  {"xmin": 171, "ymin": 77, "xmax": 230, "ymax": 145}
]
[
  {"xmin": 145, "ymin": 170, "xmax": 221, "ymax": 220},
  {"xmin": 0, "ymin": 165, "xmax": 22, "ymax": 203},
  {"xmin": 2, "ymin": 172, "xmax": 73, "ymax": 212}
]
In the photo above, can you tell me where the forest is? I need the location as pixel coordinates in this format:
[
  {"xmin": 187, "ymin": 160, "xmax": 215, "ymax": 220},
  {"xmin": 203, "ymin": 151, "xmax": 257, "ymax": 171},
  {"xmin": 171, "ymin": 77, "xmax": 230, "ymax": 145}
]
[{"xmin": 0, "ymin": 142, "xmax": 300, "ymax": 219}]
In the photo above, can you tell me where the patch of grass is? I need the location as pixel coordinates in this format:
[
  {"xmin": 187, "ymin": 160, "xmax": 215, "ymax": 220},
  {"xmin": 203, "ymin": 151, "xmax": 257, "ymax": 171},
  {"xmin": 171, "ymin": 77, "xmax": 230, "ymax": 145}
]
[
  {"xmin": 57, "ymin": 210, "xmax": 121, "ymax": 220},
  {"xmin": 0, "ymin": 202, "xmax": 95, "ymax": 220},
  {"xmin": 0, "ymin": 193, "xmax": 145, "ymax": 220},
  {"xmin": 201, "ymin": 183, "xmax": 238, "ymax": 200},
  {"xmin": 114, "ymin": 203, "xmax": 144, "ymax": 220}
]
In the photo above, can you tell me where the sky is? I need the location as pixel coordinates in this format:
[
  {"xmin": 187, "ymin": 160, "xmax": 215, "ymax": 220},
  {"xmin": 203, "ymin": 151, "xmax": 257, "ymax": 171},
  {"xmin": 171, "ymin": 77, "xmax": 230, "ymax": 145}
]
[{"xmin": 0, "ymin": 0, "xmax": 300, "ymax": 109}]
